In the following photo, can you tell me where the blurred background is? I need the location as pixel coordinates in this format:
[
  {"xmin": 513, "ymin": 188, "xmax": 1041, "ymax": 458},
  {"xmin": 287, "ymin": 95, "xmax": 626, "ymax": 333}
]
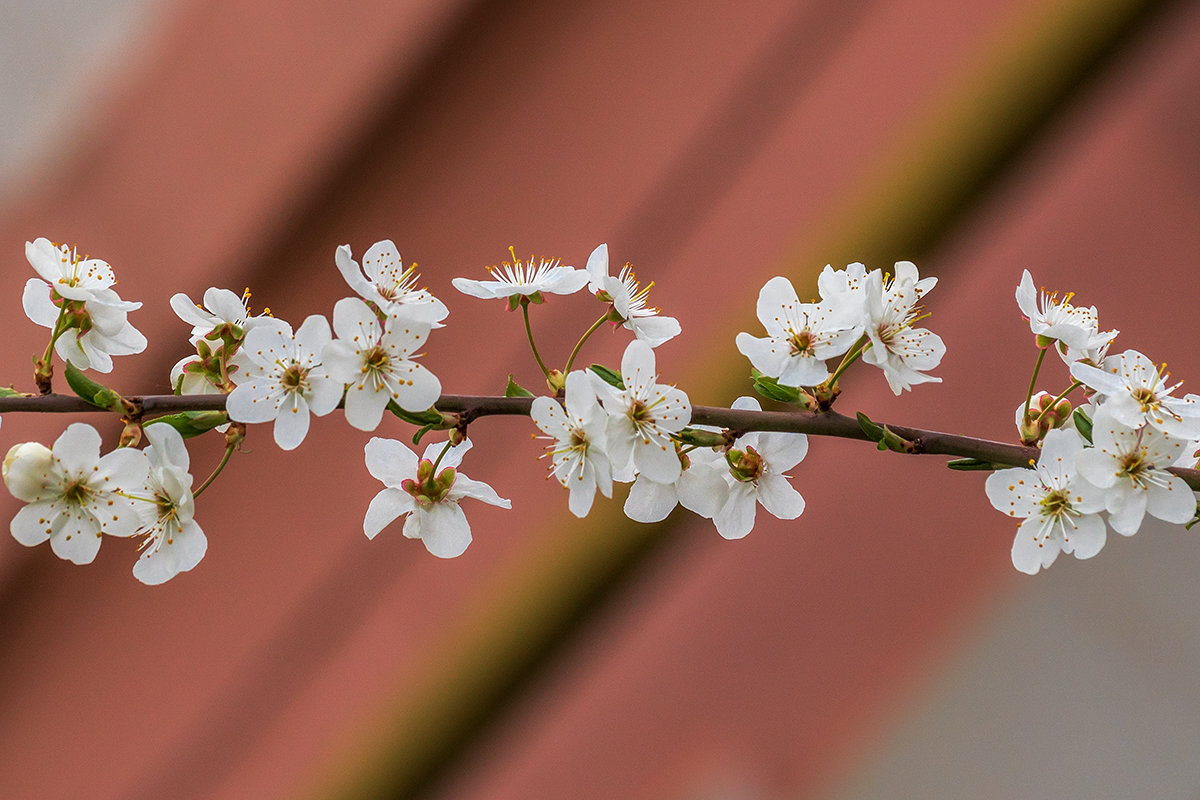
[{"xmin": 1, "ymin": 0, "xmax": 1199, "ymax": 797}]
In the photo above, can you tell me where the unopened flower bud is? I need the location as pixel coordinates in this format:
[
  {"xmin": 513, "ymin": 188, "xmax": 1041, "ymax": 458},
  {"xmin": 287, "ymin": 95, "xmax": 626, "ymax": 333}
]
[
  {"xmin": 3, "ymin": 442, "xmax": 51, "ymax": 484},
  {"xmin": 118, "ymin": 420, "xmax": 142, "ymax": 448},
  {"xmin": 1017, "ymin": 391, "xmax": 1072, "ymax": 445},
  {"xmin": 546, "ymin": 369, "xmax": 567, "ymax": 394},
  {"xmin": 224, "ymin": 421, "xmax": 247, "ymax": 449}
]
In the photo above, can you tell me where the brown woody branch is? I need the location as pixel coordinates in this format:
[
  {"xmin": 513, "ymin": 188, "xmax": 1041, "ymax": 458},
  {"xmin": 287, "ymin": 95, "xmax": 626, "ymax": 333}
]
[{"xmin": 1, "ymin": 393, "xmax": 1197, "ymax": 491}]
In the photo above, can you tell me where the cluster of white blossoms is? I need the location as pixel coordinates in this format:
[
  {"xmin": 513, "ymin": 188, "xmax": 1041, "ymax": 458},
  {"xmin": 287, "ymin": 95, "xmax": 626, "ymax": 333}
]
[
  {"xmin": 6, "ymin": 233, "xmax": 1194, "ymax": 586},
  {"xmin": 736, "ymin": 261, "xmax": 945, "ymax": 399},
  {"xmin": 987, "ymin": 271, "xmax": 1200, "ymax": 574},
  {"xmin": 453, "ymin": 249, "xmax": 808, "ymax": 540}
]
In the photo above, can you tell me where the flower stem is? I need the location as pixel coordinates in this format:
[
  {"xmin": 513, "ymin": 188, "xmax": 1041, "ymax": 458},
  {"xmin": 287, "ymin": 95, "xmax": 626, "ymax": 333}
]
[
  {"xmin": 824, "ymin": 334, "xmax": 869, "ymax": 389},
  {"xmin": 1032, "ymin": 380, "xmax": 1082, "ymax": 426},
  {"xmin": 521, "ymin": 301, "xmax": 551, "ymax": 377},
  {"xmin": 1023, "ymin": 347, "xmax": 1048, "ymax": 417},
  {"xmin": 563, "ymin": 312, "xmax": 611, "ymax": 374},
  {"xmin": 193, "ymin": 444, "xmax": 235, "ymax": 498},
  {"xmin": 430, "ymin": 440, "xmax": 454, "ymax": 474}
]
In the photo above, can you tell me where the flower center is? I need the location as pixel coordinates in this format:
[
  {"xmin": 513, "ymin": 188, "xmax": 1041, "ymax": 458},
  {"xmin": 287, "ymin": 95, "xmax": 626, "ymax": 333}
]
[
  {"xmin": 727, "ymin": 446, "xmax": 764, "ymax": 483},
  {"xmin": 281, "ymin": 364, "xmax": 309, "ymax": 391},
  {"xmin": 1131, "ymin": 387, "xmax": 1158, "ymax": 412},
  {"xmin": 402, "ymin": 459, "xmax": 456, "ymax": 505},
  {"xmin": 364, "ymin": 346, "xmax": 390, "ymax": 373},
  {"xmin": 62, "ymin": 479, "xmax": 92, "ymax": 505},
  {"xmin": 788, "ymin": 330, "xmax": 814, "ymax": 355},
  {"xmin": 1038, "ymin": 489, "xmax": 1072, "ymax": 518}
]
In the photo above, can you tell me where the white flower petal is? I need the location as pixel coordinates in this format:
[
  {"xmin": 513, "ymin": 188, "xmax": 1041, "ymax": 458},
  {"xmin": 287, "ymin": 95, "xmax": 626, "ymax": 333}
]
[
  {"xmin": 418, "ymin": 503, "xmax": 472, "ymax": 558},
  {"xmin": 364, "ymin": 438, "xmax": 419, "ymax": 486},
  {"xmin": 363, "ymin": 487, "xmax": 414, "ymax": 539},
  {"xmin": 273, "ymin": 394, "xmax": 311, "ymax": 450},
  {"xmin": 756, "ymin": 475, "xmax": 805, "ymax": 520},
  {"xmin": 714, "ymin": 485, "xmax": 757, "ymax": 540},
  {"xmin": 624, "ymin": 477, "xmax": 677, "ymax": 523}
]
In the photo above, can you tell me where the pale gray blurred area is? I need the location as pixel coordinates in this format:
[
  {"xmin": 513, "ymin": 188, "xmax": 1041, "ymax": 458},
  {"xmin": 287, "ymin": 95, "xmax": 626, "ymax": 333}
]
[
  {"xmin": 0, "ymin": 0, "xmax": 165, "ymax": 191},
  {"xmin": 826, "ymin": 519, "xmax": 1200, "ymax": 800}
]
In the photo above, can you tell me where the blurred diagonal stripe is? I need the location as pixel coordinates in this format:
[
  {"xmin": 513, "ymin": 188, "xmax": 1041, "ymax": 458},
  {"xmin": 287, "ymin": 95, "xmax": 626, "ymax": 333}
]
[{"xmin": 311, "ymin": 0, "xmax": 1174, "ymax": 798}]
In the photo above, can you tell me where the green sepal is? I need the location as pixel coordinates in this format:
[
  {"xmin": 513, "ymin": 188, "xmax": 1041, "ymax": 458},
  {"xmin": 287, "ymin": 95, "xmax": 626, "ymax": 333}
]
[
  {"xmin": 1072, "ymin": 408, "xmax": 1093, "ymax": 444},
  {"xmin": 144, "ymin": 411, "xmax": 230, "ymax": 438},
  {"xmin": 856, "ymin": 411, "xmax": 915, "ymax": 453},
  {"xmin": 676, "ymin": 428, "xmax": 726, "ymax": 448},
  {"xmin": 412, "ymin": 424, "xmax": 436, "ymax": 446},
  {"xmin": 1186, "ymin": 501, "xmax": 1200, "ymax": 531},
  {"xmin": 505, "ymin": 375, "xmax": 535, "ymax": 398},
  {"xmin": 589, "ymin": 363, "xmax": 625, "ymax": 390},
  {"xmin": 64, "ymin": 362, "xmax": 125, "ymax": 412},
  {"xmin": 750, "ymin": 369, "xmax": 801, "ymax": 404},
  {"xmin": 386, "ymin": 401, "xmax": 449, "ymax": 428},
  {"xmin": 946, "ymin": 457, "xmax": 1000, "ymax": 471}
]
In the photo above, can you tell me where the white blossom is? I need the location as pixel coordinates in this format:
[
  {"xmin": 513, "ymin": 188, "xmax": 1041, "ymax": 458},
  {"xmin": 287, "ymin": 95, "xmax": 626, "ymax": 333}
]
[
  {"xmin": 4, "ymin": 424, "xmax": 149, "ymax": 565},
  {"xmin": 335, "ymin": 240, "xmax": 448, "ymax": 325},
  {"xmin": 594, "ymin": 340, "xmax": 691, "ymax": 484},
  {"xmin": 736, "ymin": 275, "xmax": 860, "ymax": 388},
  {"xmin": 22, "ymin": 238, "xmax": 146, "ymax": 373},
  {"xmin": 530, "ymin": 371, "xmax": 613, "ymax": 518},
  {"xmin": 170, "ymin": 286, "xmax": 268, "ymax": 344},
  {"xmin": 585, "ymin": 243, "xmax": 681, "ymax": 348},
  {"xmin": 985, "ymin": 428, "xmax": 1108, "ymax": 574},
  {"xmin": 322, "ymin": 297, "xmax": 441, "ymax": 431},
  {"xmin": 132, "ymin": 424, "xmax": 206, "ymax": 585},
  {"xmin": 453, "ymin": 247, "xmax": 588, "ymax": 304},
  {"xmin": 859, "ymin": 261, "xmax": 945, "ymax": 394},
  {"xmin": 712, "ymin": 397, "xmax": 807, "ymax": 539},
  {"xmin": 1070, "ymin": 349, "xmax": 1200, "ymax": 440},
  {"xmin": 226, "ymin": 316, "xmax": 342, "ymax": 450},
  {"xmin": 624, "ymin": 444, "xmax": 728, "ymax": 523},
  {"xmin": 1015, "ymin": 269, "xmax": 1104, "ymax": 351},
  {"xmin": 1074, "ymin": 405, "xmax": 1195, "ymax": 536},
  {"xmin": 363, "ymin": 437, "xmax": 510, "ymax": 558}
]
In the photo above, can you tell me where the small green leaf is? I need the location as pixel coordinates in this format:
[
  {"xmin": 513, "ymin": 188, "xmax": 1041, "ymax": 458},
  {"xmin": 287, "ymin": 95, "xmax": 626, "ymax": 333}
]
[
  {"xmin": 856, "ymin": 411, "xmax": 885, "ymax": 441},
  {"xmin": 504, "ymin": 375, "xmax": 535, "ymax": 398},
  {"xmin": 946, "ymin": 457, "xmax": 999, "ymax": 471},
  {"xmin": 1072, "ymin": 408, "xmax": 1093, "ymax": 444},
  {"xmin": 589, "ymin": 363, "xmax": 625, "ymax": 390},
  {"xmin": 748, "ymin": 369, "xmax": 802, "ymax": 404},
  {"xmin": 64, "ymin": 362, "xmax": 125, "ymax": 412},
  {"xmin": 0, "ymin": 386, "xmax": 25, "ymax": 398},
  {"xmin": 412, "ymin": 424, "xmax": 436, "ymax": 446},
  {"xmin": 386, "ymin": 401, "xmax": 448, "ymax": 427},
  {"xmin": 145, "ymin": 411, "xmax": 229, "ymax": 438},
  {"xmin": 676, "ymin": 428, "xmax": 726, "ymax": 448},
  {"xmin": 856, "ymin": 411, "xmax": 914, "ymax": 453}
]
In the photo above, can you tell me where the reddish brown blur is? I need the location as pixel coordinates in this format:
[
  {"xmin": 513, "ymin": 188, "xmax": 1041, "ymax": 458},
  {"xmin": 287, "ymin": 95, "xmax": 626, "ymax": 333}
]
[{"xmin": 0, "ymin": 1, "xmax": 1196, "ymax": 799}]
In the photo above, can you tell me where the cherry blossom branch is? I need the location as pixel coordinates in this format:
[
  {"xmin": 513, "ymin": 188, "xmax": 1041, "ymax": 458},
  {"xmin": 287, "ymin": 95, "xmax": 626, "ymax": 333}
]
[{"xmin": 6, "ymin": 392, "xmax": 1198, "ymax": 491}]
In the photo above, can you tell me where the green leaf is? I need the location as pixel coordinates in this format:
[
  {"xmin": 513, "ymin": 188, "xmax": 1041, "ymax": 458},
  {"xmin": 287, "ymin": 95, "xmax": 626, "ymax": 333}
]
[
  {"xmin": 144, "ymin": 411, "xmax": 230, "ymax": 438},
  {"xmin": 504, "ymin": 375, "xmax": 535, "ymax": 398},
  {"xmin": 1072, "ymin": 408, "xmax": 1093, "ymax": 444},
  {"xmin": 856, "ymin": 411, "xmax": 885, "ymax": 441},
  {"xmin": 856, "ymin": 411, "xmax": 914, "ymax": 453},
  {"xmin": 0, "ymin": 386, "xmax": 25, "ymax": 398},
  {"xmin": 946, "ymin": 457, "xmax": 999, "ymax": 471},
  {"xmin": 412, "ymin": 424, "xmax": 437, "ymax": 446},
  {"xmin": 64, "ymin": 362, "xmax": 124, "ymax": 412},
  {"xmin": 676, "ymin": 428, "xmax": 726, "ymax": 448},
  {"xmin": 589, "ymin": 363, "xmax": 625, "ymax": 390},
  {"xmin": 386, "ymin": 401, "xmax": 448, "ymax": 427},
  {"xmin": 750, "ymin": 371, "xmax": 801, "ymax": 404}
]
